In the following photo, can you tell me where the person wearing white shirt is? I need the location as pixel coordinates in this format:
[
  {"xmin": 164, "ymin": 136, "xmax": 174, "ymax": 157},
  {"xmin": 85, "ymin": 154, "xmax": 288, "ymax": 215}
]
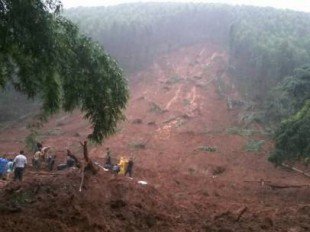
[{"xmin": 13, "ymin": 150, "xmax": 27, "ymax": 181}]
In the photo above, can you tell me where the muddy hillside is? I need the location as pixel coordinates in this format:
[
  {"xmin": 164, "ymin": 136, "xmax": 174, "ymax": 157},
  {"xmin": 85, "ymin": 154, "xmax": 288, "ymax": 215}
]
[{"xmin": 0, "ymin": 44, "xmax": 309, "ymax": 232}]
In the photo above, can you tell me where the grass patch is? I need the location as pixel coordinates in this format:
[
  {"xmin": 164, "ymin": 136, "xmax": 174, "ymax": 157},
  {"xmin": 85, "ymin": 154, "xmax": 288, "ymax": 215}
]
[
  {"xmin": 239, "ymin": 111, "xmax": 264, "ymax": 126},
  {"xmin": 128, "ymin": 141, "xmax": 146, "ymax": 149},
  {"xmin": 245, "ymin": 140, "xmax": 265, "ymax": 151},
  {"xmin": 166, "ymin": 74, "xmax": 182, "ymax": 85},
  {"xmin": 25, "ymin": 130, "xmax": 39, "ymax": 152},
  {"xmin": 203, "ymin": 65, "xmax": 210, "ymax": 74},
  {"xmin": 115, "ymin": 127, "xmax": 123, "ymax": 133},
  {"xmin": 226, "ymin": 127, "xmax": 254, "ymax": 136},
  {"xmin": 149, "ymin": 102, "xmax": 162, "ymax": 113},
  {"xmin": 182, "ymin": 98, "xmax": 191, "ymax": 106},
  {"xmin": 45, "ymin": 128, "xmax": 64, "ymax": 136},
  {"xmin": 11, "ymin": 190, "xmax": 34, "ymax": 206},
  {"xmin": 215, "ymin": 77, "xmax": 228, "ymax": 98},
  {"xmin": 175, "ymin": 119, "xmax": 185, "ymax": 128},
  {"xmin": 212, "ymin": 166, "xmax": 226, "ymax": 175},
  {"xmin": 189, "ymin": 59, "xmax": 199, "ymax": 66},
  {"xmin": 163, "ymin": 116, "xmax": 177, "ymax": 124},
  {"xmin": 196, "ymin": 146, "xmax": 217, "ymax": 152}
]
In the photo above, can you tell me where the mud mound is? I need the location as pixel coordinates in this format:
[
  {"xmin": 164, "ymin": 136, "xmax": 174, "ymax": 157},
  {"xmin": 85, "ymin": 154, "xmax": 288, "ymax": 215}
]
[
  {"xmin": 1, "ymin": 170, "xmax": 309, "ymax": 232},
  {"xmin": 0, "ymin": 170, "xmax": 183, "ymax": 232}
]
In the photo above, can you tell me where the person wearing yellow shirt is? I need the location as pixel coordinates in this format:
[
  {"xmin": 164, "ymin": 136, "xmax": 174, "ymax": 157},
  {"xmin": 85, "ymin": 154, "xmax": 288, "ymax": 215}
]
[{"xmin": 118, "ymin": 156, "xmax": 127, "ymax": 175}]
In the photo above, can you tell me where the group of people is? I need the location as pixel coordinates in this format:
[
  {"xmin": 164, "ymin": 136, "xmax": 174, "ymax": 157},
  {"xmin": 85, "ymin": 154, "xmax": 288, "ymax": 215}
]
[
  {"xmin": 0, "ymin": 150, "xmax": 27, "ymax": 181},
  {"xmin": 32, "ymin": 142, "xmax": 55, "ymax": 171},
  {"xmin": 33, "ymin": 142, "xmax": 80, "ymax": 171},
  {"xmin": 104, "ymin": 147, "xmax": 134, "ymax": 177},
  {"xmin": 0, "ymin": 144, "xmax": 135, "ymax": 183}
]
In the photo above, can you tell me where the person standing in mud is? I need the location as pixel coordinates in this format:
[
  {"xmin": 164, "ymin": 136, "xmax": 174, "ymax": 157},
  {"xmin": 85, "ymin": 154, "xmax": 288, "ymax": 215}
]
[
  {"xmin": 6, "ymin": 158, "xmax": 14, "ymax": 180},
  {"xmin": 13, "ymin": 150, "xmax": 27, "ymax": 181},
  {"xmin": 36, "ymin": 141, "xmax": 43, "ymax": 151},
  {"xmin": 47, "ymin": 155, "xmax": 56, "ymax": 171},
  {"xmin": 104, "ymin": 147, "xmax": 112, "ymax": 170},
  {"xmin": 66, "ymin": 149, "xmax": 77, "ymax": 167},
  {"xmin": 33, "ymin": 149, "xmax": 42, "ymax": 171},
  {"xmin": 125, "ymin": 158, "xmax": 134, "ymax": 177}
]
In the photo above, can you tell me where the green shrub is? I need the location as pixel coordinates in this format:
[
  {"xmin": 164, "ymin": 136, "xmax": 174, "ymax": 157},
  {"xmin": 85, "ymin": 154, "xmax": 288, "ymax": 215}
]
[
  {"xmin": 128, "ymin": 141, "xmax": 146, "ymax": 149},
  {"xmin": 149, "ymin": 102, "xmax": 162, "ymax": 113},
  {"xmin": 226, "ymin": 127, "xmax": 253, "ymax": 136},
  {"xmin": 166, "ymin": 74, "xmax": 182, "ymax": 84},
  {"xmin": 25, "ymin": 130, "xmax": 39, "ymax": 152},
  {"xmin": 196, "ymin": 146, "xmax": 217, "ymax": 152},
  {"xmin": 245, "ymin": 140, "xmax": 265, "ymax": 151}
]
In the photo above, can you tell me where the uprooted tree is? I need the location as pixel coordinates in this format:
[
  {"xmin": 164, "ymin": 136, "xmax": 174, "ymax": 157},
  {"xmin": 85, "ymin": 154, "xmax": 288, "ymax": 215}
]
[{"xmin": 0, "ymin": 0, "xmax": 129, "ymax": 143}]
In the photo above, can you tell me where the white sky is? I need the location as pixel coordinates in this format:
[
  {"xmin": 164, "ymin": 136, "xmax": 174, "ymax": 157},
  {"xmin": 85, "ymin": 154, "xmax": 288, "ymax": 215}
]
[{"xmin": 61, "ymin": 0, "xmax": 310, "ymax": 12}]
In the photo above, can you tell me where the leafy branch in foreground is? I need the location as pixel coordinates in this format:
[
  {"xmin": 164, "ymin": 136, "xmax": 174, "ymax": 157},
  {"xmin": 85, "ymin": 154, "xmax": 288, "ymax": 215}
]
[{"xmin": 0, "ymin": 0, "xmax": 129, "ymax": 143}]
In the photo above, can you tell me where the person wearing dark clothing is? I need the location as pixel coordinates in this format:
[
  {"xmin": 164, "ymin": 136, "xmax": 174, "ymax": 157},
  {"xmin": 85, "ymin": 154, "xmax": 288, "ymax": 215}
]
[
  {"xmin": 66, "ymin": 149, "xmax": 78, "ymax": 167},
  {"xmin": 47, "ymin": 155, "xmax": 56, "ymax": 171},
  {"xmin": 105, "ymin": 148, "xmax": 112, "ymax": 164},
  {"xmin": 104, "ymin": 147, "xmax": 112, "ymax": 170},
  {"xmin": 125, "ymin": 159, "xmax": 134, "ymax": 177},
  {"xmin": 67, "ymin": 158, "xmax": 75, "ymax": 167},
  {"xmin": 57, "ymin": 149, "xmax": 80, "ymax": 170},
  {"xmin": 37, "ymin": 142, "xmax": 43, "ymax": 151},
  {"xmin": 112, "ymin": 164, "xmax": 120, "ymax": 176},
  {"xmin": 106, "ymin": 153, "xmax": 111, "ymax": 165}
]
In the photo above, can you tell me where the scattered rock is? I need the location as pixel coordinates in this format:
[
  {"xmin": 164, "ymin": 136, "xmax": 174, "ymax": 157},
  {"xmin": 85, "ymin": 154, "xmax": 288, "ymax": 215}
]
[{"xmin": 132, "ymin": 118, "xmax": 143, "ymax": 124}]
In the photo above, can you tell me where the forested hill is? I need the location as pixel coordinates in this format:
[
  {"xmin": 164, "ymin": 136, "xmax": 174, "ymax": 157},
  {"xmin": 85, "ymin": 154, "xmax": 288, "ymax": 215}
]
[
  {"xmin": 65, "ymin": 3, "xmax": 233, "ymax": 72},
  {"xmin": 64, "ymin": 3, "xmax": 310, "ymax": 109},
  {"xmin": 64, "ymin": 3, "xmax": 310, "ymax": 164}
]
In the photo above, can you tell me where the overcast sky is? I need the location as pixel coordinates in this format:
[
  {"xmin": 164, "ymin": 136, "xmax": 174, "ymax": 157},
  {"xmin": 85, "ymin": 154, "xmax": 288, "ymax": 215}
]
[{"xmin": 61, "ymin": 0, "xmax": 310, "ymax": 12}]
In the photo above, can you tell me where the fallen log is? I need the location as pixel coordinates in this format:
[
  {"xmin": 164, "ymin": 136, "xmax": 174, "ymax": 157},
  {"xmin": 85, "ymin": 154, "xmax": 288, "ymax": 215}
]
[
  {"xmin": 94, "ymin": 161, "xmax": 108, "ymax": 171},
  {"xmin": 244, "ymin": 180, "xmax": 271, "ymax": 182},
  {"xmin": 244, "ymin": 179, "xmax": 272, "ymax": 186},
  {"xmin": 266, "ymin": 183, "xmax": 310, "ymax": 189},
  {"xmin": 281, "ymin": 163, "xmax": 310, "ymax": 178},
  {"xmin": 236, "ymin": 206, "xmax": 248, "ymax": 222},
  {"xmin": 28, "ymin": 172, "xmax": 66, "ymax": 176}
]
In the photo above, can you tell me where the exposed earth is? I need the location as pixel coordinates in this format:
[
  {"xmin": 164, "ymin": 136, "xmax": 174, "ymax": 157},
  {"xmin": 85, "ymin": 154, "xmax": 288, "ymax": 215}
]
[{"xmin": 0, "ymin": 44, "xmax": 309, "ymax": 232}]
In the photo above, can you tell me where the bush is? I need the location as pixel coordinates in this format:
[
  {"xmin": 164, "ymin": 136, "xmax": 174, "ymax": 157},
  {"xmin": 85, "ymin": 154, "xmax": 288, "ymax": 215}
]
[
  {"xmin": 245, "ymin": 140, "xmax": 265, "ymax": 151},
  {"xmin": 25, "ymin": 130, "xmax": 39, "ymax": 152},
  {"xmin": 166, "ymin": 74, "xmax": 182, "ymax": 85},
  {"xmin": 149, "ymin": 102, "xmax": 162, "ymax": 113},
  {"xmin": 196, "ymin": 146, "xmax": 217, "ymax": 152}
]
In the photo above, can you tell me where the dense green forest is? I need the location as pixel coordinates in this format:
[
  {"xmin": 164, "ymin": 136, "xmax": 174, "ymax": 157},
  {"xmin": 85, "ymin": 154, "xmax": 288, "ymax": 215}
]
[{"xmin": 64, "ymin": 3, "xmax": 310, "ymax": 113}]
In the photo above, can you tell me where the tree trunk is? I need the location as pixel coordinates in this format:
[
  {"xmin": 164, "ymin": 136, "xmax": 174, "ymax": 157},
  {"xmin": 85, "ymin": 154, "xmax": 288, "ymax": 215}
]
[{"xmin": 80, "ymin": 141, "xmax": 98, "ymax": 174}]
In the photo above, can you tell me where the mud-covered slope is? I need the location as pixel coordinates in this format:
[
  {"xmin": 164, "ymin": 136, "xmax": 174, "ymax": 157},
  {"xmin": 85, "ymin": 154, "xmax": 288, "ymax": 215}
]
[
  {"xmin": 0, "ymin": 171, "xmax": 184, "ymax": 232},
  {"xmin": 0, "ymin": 43, "xmax": 309, "ymax": 232}
]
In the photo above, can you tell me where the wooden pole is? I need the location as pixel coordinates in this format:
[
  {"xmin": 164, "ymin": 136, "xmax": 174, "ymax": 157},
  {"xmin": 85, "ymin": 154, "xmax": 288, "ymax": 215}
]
[{"xmin": 79, "ymin": 163, "xmax": 85, "ymax": 192}]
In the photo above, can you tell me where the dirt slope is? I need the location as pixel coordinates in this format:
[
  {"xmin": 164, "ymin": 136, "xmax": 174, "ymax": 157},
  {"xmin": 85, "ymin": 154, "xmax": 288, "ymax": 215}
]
[{"xmin": 0, "ymin": 43, "xmax": 309, "ymax": 232}]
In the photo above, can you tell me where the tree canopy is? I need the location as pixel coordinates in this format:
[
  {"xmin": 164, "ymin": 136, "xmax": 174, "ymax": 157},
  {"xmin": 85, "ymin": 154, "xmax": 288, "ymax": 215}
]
[
  {"xmin": 269, "ymin": 99, "xmax": 310, "ymax": 165},
  {"xmin": 268, "ymin": 66, "xmax": 310, "ymax": 165},
  {"xmin": 0, "ymin": 0, "xmax": 129, "ymax": 143}
]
